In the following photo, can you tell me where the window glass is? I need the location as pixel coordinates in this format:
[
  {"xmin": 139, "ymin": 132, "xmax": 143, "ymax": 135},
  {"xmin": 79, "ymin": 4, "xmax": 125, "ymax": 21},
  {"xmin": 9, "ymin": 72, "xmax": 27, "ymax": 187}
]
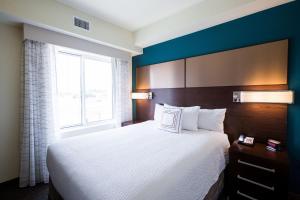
[
  {"xmin": 56, "ymin": 52, "xmax": 82, "ymax": 128},
  {"xmin": 55, "ymin": 47, "xmax": 114, "ymax": 130},
  {"xmin": 84, "ymin": 58, "xmax": 113, "ymax": 123}
]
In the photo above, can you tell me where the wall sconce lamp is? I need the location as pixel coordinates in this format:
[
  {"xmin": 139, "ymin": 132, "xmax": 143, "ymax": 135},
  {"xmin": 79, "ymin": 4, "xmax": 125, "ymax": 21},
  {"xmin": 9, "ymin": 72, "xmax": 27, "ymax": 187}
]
[
  {"xmin": 131, "ymin": 92, "xmax": 153, "ymax": 100},
  {"xmin": 233, "ymin": 90, "xmax": 294, "ymax": 104}
]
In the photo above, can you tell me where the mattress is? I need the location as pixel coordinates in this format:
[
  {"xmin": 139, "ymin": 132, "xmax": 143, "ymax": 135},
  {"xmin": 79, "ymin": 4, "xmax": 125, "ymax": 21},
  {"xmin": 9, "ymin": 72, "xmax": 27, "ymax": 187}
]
[{"xmin": 47, "ymin": 120, "xmax": 230, "ymax": 200}]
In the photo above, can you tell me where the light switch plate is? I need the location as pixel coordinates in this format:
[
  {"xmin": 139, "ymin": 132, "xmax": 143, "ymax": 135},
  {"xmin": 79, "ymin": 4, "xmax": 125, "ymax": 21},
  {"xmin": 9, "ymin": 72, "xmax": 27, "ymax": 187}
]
[{"xmin": 233, "ymin": 91, "xmax": 241, "ymax": 102}]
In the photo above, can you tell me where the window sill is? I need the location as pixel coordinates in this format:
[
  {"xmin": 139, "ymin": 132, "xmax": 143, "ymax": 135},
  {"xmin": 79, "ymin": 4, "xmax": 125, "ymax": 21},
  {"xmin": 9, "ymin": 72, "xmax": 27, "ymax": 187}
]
[{"xmin": 59, "ymin": 121, "xmax": 116, "ymax": 138}]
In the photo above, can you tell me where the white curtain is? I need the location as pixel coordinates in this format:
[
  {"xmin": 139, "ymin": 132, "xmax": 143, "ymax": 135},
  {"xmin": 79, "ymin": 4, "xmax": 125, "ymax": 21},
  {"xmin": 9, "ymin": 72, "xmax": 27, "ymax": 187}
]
[
  {"xmin": 19, "ymin": 39, "xmax": 55, "ymax": 187},
  {"xmin": 19, "ymin": 41, "xmax": 131, "ymax": 186},
  {"xmin": 113, "ymin": 59, "xmax": 132, "ymax": 127}
]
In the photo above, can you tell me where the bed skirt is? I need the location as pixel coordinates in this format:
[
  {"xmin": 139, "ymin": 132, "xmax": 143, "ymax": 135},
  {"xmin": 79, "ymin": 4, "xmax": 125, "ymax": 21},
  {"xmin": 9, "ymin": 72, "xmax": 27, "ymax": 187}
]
[
  {"xmin": 48, "ymin": 171, "xmax": 225, "ymax": 200},
  {"xmin": 48, "ymin": 178, "xmax": 63, "ymax": 200}
]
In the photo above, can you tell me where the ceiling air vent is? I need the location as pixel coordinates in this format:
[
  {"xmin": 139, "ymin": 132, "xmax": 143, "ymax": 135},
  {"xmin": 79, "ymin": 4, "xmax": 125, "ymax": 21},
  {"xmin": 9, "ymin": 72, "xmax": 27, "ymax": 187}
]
[{"xmin": 74, "ymin": 17, "xmax": 90, "ymax": 31}]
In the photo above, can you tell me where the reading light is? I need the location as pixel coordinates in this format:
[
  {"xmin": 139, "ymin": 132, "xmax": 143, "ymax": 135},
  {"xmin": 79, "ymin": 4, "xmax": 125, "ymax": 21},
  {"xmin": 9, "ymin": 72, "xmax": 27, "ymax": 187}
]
[
  {"xmin": 131, "ymin": 92, "xmax": 153, "ymax": 100},
  {"xmin": 233, "ymin": 90, "xmax": 294, "ymax": 104}
]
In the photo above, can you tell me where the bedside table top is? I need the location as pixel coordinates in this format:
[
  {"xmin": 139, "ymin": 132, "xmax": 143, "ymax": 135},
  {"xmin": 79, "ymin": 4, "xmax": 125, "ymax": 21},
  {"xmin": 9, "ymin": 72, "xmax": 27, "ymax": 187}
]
[{"xmin": 230, "ymin": 140, "xmax": 288, "ymax": 165}]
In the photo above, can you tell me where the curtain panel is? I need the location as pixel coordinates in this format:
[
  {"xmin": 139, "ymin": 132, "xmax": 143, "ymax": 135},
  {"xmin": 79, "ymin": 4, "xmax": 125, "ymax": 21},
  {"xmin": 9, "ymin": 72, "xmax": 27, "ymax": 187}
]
[
  {"xmin": 19, "ymin": 40, "xmax": 132, "ymax": 187},
  {"xmin": 19, "ymin": 39, "xmax": 55, "ymax": 187},
  {"xmin": 114, "ymin": 59, "xmax": 132, "ymax": 127}
]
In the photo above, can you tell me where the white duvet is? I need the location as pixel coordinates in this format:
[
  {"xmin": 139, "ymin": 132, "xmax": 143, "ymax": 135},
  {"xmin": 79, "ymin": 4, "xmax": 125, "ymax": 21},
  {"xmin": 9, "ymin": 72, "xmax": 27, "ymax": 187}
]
[{"xmin": 47, "ymin": 121, "xmax": 230, "ymax": 200}]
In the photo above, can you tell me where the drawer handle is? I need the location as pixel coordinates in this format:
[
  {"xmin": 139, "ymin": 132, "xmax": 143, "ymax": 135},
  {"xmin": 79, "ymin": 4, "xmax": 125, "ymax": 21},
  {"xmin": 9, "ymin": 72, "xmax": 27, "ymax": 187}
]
[
  {"xmin": 237, "ymin": 174, "xmax": 275, "ymax": 191},
  {"xmin": 237, "ymin": 190, "xmax": 258, "ymax": 200},
  {"xmin": 238, "ymin": 159, "xmax": 275, "ymax": 173}
]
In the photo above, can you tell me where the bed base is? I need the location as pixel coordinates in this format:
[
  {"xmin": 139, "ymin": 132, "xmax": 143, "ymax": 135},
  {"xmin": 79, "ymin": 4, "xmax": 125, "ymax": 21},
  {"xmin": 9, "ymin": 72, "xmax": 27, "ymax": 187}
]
[
  {"xmin": 49, "ymin": 171, "xmax": 224, "ymax": 200},
  {"xmin": 48, "ymin": 179, "xmax": 63, "ymax": 200}
]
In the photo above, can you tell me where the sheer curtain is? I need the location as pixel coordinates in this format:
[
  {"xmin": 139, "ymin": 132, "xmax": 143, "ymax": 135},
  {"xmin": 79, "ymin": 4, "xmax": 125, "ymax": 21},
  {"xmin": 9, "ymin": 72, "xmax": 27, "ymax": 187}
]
[
  {"xmin": 19, "ymin": 39, "xmax": 56, "ymax": 187},
  {"xmin": 113, "ymin": 58, "xmax": 132, "ymax": 127},
  {"xmin": 19, "ymin": 40, "xmax": 131, "ymax": 186}
]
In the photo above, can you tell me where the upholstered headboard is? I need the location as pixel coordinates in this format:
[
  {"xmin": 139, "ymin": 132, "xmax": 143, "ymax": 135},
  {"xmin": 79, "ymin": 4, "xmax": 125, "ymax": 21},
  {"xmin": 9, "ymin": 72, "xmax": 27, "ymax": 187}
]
[{"xmin": 135, "ymin": 40, "xmax": 288, "ymax": 144}]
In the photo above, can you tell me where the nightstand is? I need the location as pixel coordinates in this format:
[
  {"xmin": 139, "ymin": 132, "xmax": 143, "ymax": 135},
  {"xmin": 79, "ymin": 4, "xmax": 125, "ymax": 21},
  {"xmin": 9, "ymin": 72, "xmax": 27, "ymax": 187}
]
[
  {"xmin": 121, "ymin": 120, "xmax": 144, "ymax": 127},
  {"xmin": 228, "ymin": 140, "xmax": 289, "ymax": 200}
]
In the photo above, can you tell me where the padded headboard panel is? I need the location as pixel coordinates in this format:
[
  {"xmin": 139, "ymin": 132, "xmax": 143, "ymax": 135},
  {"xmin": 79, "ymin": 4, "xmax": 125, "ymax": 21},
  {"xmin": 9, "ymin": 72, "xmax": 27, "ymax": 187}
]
[
  {"xmin": 186, "ymin": 40, "xmax": 288, "ymax": 87},
  {"xmin": 136, "ymin": 40, "xmax": 288, "ymax": 89},
  {"xmin": 135, "ymin": 40, "xmax": 288, "ymax": 144},
  {"xmin": 136, "ymin": 59, "xmax": 185, "ymax": 89}
]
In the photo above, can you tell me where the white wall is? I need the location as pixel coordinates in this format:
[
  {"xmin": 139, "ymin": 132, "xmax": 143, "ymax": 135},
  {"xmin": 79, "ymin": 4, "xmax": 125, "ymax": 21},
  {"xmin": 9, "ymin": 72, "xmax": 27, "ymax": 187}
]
[
  {"xmin": 23, "ymin": 24, "xmax": 131, "ymax": 61},
  {"xmin": 0, "ymin": 0, "xmax": 142, "ymax": 55},
  {"xmin": 0, "ymin": 22, "xmax": 22, "ymax": 183}
]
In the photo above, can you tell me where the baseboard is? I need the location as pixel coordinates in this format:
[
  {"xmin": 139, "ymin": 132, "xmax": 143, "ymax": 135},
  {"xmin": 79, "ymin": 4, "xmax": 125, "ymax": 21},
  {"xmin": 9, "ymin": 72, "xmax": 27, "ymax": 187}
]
[{"xmin": 0, "ymin": 178, "xmax": 19, "ymax": 187}]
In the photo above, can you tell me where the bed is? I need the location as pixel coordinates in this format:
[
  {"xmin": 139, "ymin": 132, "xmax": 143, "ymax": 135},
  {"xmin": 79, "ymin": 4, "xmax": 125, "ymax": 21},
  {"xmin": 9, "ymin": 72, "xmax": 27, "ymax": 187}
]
[{"xmin": 47, "ymin": 120, "xmax": 230, "ymax": 200}]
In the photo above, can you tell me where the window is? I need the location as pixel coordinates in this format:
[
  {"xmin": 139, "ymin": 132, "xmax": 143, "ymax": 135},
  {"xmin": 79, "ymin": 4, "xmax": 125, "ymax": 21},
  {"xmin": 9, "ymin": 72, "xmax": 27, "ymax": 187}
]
[{"xmin": 55, "ymin": 47, "xmax": 113, "ymax": 129}]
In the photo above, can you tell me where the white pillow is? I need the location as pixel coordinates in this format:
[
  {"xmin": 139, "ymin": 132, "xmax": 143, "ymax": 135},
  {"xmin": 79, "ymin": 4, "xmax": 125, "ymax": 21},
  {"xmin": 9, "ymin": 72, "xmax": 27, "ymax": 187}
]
[
  {"xmin": 198, "ymin": 109, "xmax": 226, "ymax": 132},
  {"xmin": 164, "ymin": 104, "xmax": 200, "ymax": 131},
  {"xmin": 154, "ymin": 104, "xmax": 164, "ymax": 122},
  {"xmin": 159, "ymin": 107, "xmax": 183, "ymax": 133}
]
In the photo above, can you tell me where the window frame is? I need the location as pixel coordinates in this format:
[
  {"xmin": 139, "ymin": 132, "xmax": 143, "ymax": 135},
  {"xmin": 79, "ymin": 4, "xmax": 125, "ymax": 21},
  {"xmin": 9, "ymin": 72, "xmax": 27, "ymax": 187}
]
[{"xmin": 54, "ymin": 46, "xmax": 115, "ymax": 130}]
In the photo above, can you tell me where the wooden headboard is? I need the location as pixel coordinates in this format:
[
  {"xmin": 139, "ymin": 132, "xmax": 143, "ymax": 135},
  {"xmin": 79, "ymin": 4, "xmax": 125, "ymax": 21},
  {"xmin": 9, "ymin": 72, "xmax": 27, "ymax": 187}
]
[
  {"xmin": 135, "ymin": 40, "xmax": 288, "ymax": 144},
  {"xmin": 135, "ymin": 85, "xmax": 287, "ymax": 144}
]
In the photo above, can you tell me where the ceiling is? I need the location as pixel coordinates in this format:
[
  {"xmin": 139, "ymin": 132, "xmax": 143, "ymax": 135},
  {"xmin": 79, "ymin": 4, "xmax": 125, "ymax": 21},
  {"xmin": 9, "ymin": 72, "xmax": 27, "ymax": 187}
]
[
  {"xmin": 56, "ymin": 0, "xmax": 205, "ymax": 31},
  {"xmin": 56, "ymin": 0, "xmax": 293, "ymax": 48},
  {"xmin": 0, "ymin": 0, "xmax": 292, "ymax": 53}
]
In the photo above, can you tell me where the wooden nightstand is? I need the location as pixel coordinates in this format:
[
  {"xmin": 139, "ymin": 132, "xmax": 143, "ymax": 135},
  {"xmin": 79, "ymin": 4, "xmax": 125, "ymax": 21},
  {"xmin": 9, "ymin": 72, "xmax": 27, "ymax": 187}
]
[
  {"xmin": 121, "ymin": 120, "xmax": 144, "ymax": 127},
  {"xmin": 228, "ymin": 140, "xmax": 289, "ymax": 200}
]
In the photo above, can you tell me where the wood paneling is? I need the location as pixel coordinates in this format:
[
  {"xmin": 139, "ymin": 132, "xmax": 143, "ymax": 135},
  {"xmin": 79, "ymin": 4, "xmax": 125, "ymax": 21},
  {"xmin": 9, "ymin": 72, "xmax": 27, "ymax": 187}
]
[
  {"xmin": 186, "ymin": 40, "xmax": 288, "ymax": 87},
  {"xmin": 136, "ymin": 59, "xmax": 185, "ymax": 89},
  {"xmin": 136, "ymin": 85, "xmax": 288, "ymax": 144}
]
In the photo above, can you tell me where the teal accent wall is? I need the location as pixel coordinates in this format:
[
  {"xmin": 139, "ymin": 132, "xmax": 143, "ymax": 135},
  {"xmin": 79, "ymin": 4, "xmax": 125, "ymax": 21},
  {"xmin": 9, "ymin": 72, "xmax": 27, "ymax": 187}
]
[{"xmin": 133, "ymin": 1, "xmax": 300, "ymax": 193}]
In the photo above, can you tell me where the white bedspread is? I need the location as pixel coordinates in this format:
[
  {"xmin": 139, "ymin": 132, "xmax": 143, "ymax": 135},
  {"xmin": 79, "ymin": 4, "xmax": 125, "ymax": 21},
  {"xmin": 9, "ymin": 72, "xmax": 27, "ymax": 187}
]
[{"xmin": 47, "ymin": 120, "xmax": 230, "ymax": 200}]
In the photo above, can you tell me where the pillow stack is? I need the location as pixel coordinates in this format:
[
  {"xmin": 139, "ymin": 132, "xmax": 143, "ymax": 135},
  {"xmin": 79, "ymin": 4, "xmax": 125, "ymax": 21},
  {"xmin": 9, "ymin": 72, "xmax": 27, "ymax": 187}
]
[
  {"xmin": 158, "ymin": 106, "xmax": 183, "ymax": 133},
  {"xmin": 164, "ymin": 104, "xmax": 200, "ymax": 131},
  {"xmin": 197, "ymin": 109, "xmax": 226, "ymax": 132},
  {"xmin": 154, "ymin": 103, "xmax": 226, "ymax": 133}
]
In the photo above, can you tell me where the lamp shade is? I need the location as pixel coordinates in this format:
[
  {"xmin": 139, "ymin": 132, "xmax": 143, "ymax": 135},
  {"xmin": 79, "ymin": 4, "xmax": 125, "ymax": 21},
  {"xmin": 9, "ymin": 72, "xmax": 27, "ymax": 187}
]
[
  {"xmin": 131, "ymin": 92, "xmax": 152, "ymax": 99},
  {"xmin": 233, "ymin": 90, "xmax": 294, "ymax": 104}
]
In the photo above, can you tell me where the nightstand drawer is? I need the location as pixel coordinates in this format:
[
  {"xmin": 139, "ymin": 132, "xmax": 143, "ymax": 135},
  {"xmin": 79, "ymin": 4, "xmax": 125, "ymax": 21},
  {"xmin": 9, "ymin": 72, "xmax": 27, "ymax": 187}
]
[
  {"xmin": 229, "ymin": 141, "xmax": 289, "ymax": 200},
  {"xmin": 236, "ymin": 177, "xmax": 275, "ymax": 200},
  {"xmin": 237, "ymin": 159, "xmax": 275, "ymax": 187},
  {"xmin": 237, "ymin": 153, "xmax": 277, "ymax": 170}
]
